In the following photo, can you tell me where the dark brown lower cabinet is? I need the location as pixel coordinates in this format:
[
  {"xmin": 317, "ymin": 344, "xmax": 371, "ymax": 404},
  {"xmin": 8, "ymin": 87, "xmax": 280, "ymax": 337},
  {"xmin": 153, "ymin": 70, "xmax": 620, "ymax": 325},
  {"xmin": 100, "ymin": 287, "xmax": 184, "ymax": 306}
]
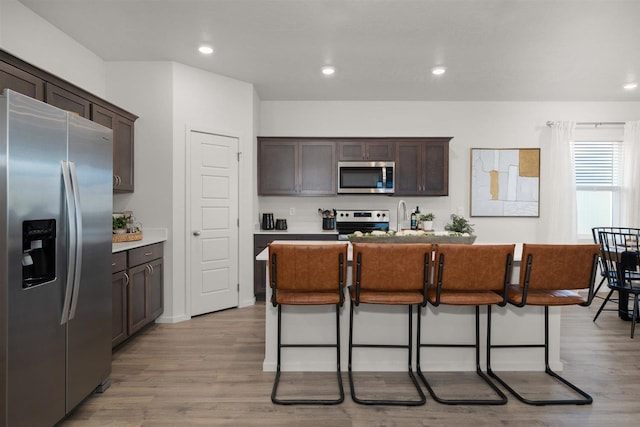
[
  {"xmin": 254, "ymin": 233, "xmax": 338, "ymax": 301},
  {"xmin": 112, "ymin": 243, "xmax": 164, "ymax": 348},
  {"xmin": 128, "ymin": 258, "xmax": 163, "ymax": 335},
  {"xmin": 111, "ymin": 252, "xmax": 128, "ymax": 347}
]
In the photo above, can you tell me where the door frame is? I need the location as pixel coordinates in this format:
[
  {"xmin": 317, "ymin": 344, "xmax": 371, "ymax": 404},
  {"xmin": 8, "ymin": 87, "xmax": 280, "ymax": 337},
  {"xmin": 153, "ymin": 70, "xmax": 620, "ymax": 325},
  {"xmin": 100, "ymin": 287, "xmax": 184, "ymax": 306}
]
[{"xmin": 185, "ymin": 124, "xmax": 242, "ymax": 318}]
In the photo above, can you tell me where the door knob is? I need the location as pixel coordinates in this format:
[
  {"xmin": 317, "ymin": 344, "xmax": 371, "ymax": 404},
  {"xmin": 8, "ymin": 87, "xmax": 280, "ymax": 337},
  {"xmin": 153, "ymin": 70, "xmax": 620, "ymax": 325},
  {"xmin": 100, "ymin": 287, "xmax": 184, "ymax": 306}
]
[{"xmin": 193, "ymin": 230, "xmax": 201, "ymax": 236}]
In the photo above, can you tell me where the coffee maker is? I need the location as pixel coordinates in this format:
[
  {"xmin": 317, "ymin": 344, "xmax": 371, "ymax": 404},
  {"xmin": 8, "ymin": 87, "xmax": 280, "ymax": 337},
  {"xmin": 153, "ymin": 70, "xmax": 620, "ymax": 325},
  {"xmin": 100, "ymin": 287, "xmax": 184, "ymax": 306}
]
[{"xmin": 261, "ymin": 213, "xmax": 275, "ymax": 230}]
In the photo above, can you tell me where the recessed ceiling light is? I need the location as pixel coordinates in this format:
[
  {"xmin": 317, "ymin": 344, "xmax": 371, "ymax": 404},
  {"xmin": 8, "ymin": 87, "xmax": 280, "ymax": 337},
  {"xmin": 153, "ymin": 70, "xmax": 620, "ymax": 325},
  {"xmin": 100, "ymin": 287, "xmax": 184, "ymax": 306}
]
[
  {"xmin": 431, "ymin": 66, "xmax": 446, "ymax": 76},
  {"xmin": 624, "ymin": 82, "xmax": 638, "ymax": 90},
  {"xmin": 321, "ymin": 66, "xmax": 336, "ymax": 76},
  {"xmin": 198, "ymin": 45, "xmax": 214, "ymax": 55}
]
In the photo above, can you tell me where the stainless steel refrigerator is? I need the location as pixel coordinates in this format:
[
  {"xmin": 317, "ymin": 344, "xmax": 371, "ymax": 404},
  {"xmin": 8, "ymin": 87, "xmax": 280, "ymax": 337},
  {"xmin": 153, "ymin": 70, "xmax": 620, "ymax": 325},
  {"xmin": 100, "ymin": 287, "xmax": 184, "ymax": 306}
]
[{"xmin": 1, "ymin": 89, "xmax": 113, "ymax": 426}]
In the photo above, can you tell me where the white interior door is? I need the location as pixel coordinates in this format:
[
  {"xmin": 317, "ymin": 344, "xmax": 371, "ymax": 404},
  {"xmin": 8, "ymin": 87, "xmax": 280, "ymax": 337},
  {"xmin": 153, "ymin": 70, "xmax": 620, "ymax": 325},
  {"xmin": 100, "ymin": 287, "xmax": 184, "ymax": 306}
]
[{"xmin": 189, "ymin": 130, "xmax": 239, "ymax": 316}]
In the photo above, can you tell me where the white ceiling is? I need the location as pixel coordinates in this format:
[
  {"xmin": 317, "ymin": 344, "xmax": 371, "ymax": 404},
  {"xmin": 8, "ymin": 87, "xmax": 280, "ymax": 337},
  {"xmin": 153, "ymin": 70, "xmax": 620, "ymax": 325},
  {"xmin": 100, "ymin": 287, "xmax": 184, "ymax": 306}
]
[{"xmin": 18, "ymin": 0, "xmax": 640, "ymax": 102}]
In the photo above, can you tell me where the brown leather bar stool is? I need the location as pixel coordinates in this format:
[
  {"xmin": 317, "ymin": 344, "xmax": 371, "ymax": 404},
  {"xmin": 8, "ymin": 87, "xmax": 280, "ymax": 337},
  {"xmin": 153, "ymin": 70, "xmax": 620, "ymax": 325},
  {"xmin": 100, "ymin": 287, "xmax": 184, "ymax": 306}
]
[
  {"xmin": 268, "ymin": 242, "xmax": 349, "ymax": 405},
  {"xmin": 418, "ymin": 243, "xmax": 514, "ymax": 405},
  {"xmin": 349, "ymin": 242, "xmax": 431, "ymax": 406},
  {"xmin": 487, "ymin": 243, "xmax": 600, "ymax": 405}
]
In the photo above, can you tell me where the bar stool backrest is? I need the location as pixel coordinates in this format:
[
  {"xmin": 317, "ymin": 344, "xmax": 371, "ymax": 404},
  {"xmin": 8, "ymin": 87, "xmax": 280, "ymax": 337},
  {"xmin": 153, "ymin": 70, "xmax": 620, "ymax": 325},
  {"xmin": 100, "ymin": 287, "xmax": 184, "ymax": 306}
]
[
  {"xmin": 352, "ymin": 243, "xmax": 432, "ymax": 292},
  {"xmin": 269, "ymin": 243, "xmax": 348, "ymax": 293},
  {"xmin": 432, "ymin": 244, "xmax": 515, "ymax": 291},
  {"xmin": 519, "ymin": 244, "xmax": 600, "ymax": 291}
]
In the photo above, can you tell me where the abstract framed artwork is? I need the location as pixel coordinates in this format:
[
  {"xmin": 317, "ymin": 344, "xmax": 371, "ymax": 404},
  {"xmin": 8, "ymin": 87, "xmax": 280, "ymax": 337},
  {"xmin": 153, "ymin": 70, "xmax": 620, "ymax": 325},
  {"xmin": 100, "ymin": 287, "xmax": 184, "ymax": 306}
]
[{"xmin": 470, "ymin": 148, "xmax": 540, "ymax": 217}]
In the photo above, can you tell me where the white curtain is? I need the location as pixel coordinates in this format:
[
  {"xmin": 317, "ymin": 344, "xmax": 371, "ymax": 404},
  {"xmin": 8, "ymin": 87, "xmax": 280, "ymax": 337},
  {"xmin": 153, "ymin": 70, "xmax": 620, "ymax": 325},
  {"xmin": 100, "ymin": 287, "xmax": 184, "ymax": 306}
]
[
  {"xmin": 540, "ymin": 121, "xmax": 577, "ymax": 243},
  {"xmin": 621, "ymin": 121, "xmax": 640, "ymax": 227}
]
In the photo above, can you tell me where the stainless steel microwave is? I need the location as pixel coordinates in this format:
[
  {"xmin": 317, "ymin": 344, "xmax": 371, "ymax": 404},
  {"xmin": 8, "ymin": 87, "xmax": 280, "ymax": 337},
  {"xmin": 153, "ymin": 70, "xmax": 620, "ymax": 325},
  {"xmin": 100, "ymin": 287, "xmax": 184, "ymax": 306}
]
[{"xmin": 337, "ymin": 161, "xmax": 395, "ymax": 194}]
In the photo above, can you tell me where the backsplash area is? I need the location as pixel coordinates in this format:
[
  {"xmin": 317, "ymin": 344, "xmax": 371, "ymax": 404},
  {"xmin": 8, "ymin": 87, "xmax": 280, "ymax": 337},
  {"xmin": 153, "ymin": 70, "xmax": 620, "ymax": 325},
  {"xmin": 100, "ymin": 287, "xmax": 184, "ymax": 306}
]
[{"xmin": 257, "ymin": 195, "xmax": 456, "ymax": 232}]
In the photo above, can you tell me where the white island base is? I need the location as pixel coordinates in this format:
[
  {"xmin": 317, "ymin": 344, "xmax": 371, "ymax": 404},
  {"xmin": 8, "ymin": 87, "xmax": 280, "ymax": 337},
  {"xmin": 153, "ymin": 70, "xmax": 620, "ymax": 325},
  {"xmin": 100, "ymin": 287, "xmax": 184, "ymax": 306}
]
[{"xmin": 258, "ymin": 241, "xmax": 562, "ymax": 373}]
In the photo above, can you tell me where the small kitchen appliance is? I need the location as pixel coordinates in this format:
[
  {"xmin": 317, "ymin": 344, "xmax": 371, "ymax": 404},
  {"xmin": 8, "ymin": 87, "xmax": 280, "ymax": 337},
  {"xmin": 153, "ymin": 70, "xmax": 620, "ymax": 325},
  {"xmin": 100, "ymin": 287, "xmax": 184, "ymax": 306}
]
[
  {"xmin": 261, "ymin": 213, "xmax": 275, "ymax": 230},
  {"xmin": 337, "ymin": 161, "xmax": 395, "ymax": 194}
]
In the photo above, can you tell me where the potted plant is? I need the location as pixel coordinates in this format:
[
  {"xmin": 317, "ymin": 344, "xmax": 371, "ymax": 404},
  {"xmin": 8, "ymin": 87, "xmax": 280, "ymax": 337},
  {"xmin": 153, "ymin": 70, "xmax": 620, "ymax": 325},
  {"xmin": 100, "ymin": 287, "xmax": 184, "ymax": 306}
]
[
  {"xmin": 112, "ymin": 215, "xmax": 127, "ymax": 234},
  {"xmin": 419, "ymin": 213, "xmax": 435, "ymax": 231},
  {"xmin": 444, "ymin": 214, "xmax": 474, "ymax": 235}
]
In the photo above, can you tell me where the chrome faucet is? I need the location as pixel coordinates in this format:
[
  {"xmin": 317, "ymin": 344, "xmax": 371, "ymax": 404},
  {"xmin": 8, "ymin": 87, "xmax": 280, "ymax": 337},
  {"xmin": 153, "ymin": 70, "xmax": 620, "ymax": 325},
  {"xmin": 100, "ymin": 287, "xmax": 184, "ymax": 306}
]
[{"xmin": 397, "ymin": 199, "xmax": 407, "ymax": 232}]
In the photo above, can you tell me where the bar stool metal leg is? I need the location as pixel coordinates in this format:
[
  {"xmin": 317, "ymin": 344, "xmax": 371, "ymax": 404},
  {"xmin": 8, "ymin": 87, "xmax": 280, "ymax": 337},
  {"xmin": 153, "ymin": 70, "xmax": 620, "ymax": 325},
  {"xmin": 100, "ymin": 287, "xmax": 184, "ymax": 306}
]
[
  {"xmin": 348, "ymin": 303, "xmax": 426, "ymax": 406},
  {"xmin": 271, "ymin": 304, "xmax": 345, "ymax": 405},
  {"xmin": 417, "ymin": 305, "xmax": 508, "ymax": 405},
  {"xmin": 487, "ymin": 306, "xmax": 593, "ymax": 406}
]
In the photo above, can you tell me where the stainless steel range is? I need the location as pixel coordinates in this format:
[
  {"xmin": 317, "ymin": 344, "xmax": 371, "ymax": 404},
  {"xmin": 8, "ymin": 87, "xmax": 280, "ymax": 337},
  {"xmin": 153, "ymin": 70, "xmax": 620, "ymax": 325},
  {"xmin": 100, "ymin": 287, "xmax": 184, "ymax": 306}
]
[{"xmin": 335, "ymin": 209, "xmax": 390, "ymax": 236}]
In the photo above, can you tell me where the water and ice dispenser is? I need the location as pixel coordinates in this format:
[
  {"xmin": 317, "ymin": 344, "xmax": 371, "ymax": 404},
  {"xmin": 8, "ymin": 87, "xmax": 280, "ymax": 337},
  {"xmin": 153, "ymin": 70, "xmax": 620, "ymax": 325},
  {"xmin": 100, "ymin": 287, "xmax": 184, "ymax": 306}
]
[{"xmin": 22, "ymin": 219, "xmax": 56, "ymax": 289}]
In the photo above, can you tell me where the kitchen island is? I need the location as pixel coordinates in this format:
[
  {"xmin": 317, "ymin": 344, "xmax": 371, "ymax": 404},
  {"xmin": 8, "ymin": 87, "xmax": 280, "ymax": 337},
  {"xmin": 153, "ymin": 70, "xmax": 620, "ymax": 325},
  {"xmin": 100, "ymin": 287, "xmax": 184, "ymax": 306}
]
[{"xmin": 257, "ymin": 240, "xmax": 564, "ymax": 373}]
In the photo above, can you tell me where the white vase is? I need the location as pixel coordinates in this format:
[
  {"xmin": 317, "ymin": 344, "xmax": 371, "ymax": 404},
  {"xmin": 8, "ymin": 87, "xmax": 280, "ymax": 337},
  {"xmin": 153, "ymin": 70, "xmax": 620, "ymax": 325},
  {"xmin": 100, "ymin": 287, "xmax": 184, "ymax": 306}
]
[{"xmin": 421, "ymin": 221, "xmax": 433, "ymax": 231}]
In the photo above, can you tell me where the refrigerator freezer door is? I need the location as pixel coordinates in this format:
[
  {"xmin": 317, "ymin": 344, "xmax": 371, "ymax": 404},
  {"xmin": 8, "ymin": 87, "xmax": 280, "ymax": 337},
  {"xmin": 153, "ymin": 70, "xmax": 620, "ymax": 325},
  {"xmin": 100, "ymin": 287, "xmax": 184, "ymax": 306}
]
[
  {"xmin": 2, "ymin": 90, "xmax": 68, "ymax": 426},
  {"xmin": 65, "ymin": 113, "xmax": 113, "ymax": 410}
]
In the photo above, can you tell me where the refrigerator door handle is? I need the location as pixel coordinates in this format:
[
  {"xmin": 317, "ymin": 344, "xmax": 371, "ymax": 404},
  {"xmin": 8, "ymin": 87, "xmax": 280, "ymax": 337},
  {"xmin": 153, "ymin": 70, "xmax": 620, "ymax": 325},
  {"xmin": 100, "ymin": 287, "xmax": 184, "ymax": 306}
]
[
  {"xmin": 68, "ymin": 161, "xmax": 83, "ymax": 320},
  {"xmin": 60, "ymin": 161, "xmax": 76, "ymax": 325}
]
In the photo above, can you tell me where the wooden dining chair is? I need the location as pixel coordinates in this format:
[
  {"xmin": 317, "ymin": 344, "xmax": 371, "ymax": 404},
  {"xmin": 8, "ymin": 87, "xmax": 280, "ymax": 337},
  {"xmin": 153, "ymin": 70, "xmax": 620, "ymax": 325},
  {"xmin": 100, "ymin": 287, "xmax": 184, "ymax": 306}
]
[
  {"xmin": 487, "ymin": 243, "xmax": 600, "ymax": 405},
  {"xmin": 593, "ymin": 230, "xmax": 640, "ymax": 338},
  {"xmin": 268, "ymin": 242, "xmax": 349, "ymax": 405},
  {"xmin": 418, "ymin": 243, "xmax": 514, "ymax": 405},
  {"xmin": 349, "ymin": 242, "xmax": 431, "ymax": 406}
]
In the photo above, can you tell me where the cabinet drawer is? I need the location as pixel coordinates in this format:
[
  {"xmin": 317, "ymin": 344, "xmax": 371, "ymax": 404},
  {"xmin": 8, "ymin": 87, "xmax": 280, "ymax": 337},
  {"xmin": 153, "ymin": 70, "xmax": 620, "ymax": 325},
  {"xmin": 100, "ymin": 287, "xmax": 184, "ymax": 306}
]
[
  {"xmin": 112, "ymin": 251, "xmax": 127, "ymax": 274},
  {"xmin": 128, "ymin": 243, "xmax": 163, "ymax": 267}
]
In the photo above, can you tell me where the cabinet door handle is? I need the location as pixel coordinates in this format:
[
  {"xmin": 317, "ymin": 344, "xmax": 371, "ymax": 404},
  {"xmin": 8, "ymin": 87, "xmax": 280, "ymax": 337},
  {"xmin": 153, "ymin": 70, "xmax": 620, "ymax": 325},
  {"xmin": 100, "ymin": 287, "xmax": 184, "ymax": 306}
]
[
  {"xmin": 193, "ymin": 230, "xmax": 201, "ymax": 236},
  {"xmin": 124, "ymin": 272, "xmax": 130, "ymax": 287},
  {"xmin": 150, "ymin": 264, "xmax": 154, "ymax": 275},
  {"xmin": 112, "ymin": 262, "xmax": 116, "ymax": 266},
  {"xmin": 145, "ymin": 252, "xmax": 153, "ymax": 256}
]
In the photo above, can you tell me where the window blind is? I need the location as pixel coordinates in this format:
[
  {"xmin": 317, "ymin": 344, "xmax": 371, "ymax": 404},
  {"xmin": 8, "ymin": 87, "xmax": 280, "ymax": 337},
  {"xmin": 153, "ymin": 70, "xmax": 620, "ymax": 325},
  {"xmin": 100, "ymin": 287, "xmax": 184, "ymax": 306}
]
[{"xmin": 572, "ymin": 141, "xmax": 622, "ymax": 188}]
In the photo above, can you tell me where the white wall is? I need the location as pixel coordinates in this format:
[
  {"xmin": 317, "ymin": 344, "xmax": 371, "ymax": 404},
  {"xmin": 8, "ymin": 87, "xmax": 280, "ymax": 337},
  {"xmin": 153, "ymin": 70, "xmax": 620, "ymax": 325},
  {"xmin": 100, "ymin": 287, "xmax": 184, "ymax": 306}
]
[
  {"xmin": 0, "ymin": 0, "xmax": 106, "ymax": 97},
  {"xmin": 107, "ymin": 61, "xmax": 176, "ymax": 320},
  {"xmin": 109, "ymin": 61, "xmax": 257, "ymax": 322},
  {"xmin": 259, "ymin": 101, "xmax": 640, "ymax": 243},
  {"xmin": 172, "ymin": 63, "xmax": 256, "ymax": 317}
]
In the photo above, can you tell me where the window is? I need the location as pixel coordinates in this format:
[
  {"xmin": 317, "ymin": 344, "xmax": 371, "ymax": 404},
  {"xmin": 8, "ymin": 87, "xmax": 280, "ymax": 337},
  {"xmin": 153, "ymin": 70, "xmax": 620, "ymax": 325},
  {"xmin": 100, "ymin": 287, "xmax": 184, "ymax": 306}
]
[{"xmin": 572, "ymin": 139, "xmax": 623, "ymax": 239}]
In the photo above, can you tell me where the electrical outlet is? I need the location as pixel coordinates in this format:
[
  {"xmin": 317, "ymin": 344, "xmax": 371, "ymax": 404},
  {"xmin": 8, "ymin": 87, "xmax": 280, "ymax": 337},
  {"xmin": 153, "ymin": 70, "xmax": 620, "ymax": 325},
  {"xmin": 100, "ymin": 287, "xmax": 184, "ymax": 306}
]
[{"xmin": 289, "ymin": 207, "xmax": 295, "ymax": 216}]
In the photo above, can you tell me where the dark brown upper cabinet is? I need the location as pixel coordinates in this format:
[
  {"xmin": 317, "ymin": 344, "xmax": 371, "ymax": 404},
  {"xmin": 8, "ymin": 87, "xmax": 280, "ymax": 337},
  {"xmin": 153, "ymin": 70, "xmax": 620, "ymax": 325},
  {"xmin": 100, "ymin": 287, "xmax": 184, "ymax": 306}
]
[
  {"xmin": 338, "ymin": 140, "xmax": 395, "ymax": 161},
  {"xmin": 395, "ymin": 137, "xmax": 451, "ymax": 196},
  {"xmin": 258, "ymin": 136, "xmax": 450, "ymax": 197},
  {"xmin": 1, "ymin": 49, "xmax": 137, "ymax": 193},
  {"xmin": 0, "ymin": 61, "xmax": 44, "ymax": 100},
  {"xmin": 92, "ymin": 104, "xmax": 135, "ymax": 193},
  {"xmin": 258, "ymin": 137, "xmax": 336, "ymax": 196},
  {"xmin": 45, "ymin": 83, "xmax": 91, "ymax": 118}
]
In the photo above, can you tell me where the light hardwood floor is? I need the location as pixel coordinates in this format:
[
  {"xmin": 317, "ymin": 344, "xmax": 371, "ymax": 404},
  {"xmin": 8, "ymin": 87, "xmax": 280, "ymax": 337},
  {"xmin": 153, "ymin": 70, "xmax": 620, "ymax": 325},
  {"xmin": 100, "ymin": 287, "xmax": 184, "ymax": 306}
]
[{"xmin": 61, "ymin": 300, "xmax": 640, "ymax": 426}]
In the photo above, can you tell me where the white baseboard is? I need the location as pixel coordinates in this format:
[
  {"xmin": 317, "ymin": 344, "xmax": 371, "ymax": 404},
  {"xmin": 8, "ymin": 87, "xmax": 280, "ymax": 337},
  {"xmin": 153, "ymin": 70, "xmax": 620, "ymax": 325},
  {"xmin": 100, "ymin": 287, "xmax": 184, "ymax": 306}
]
[{"xmin": 155, "ymin": 313, "xmax": 190, "ymax": 324}]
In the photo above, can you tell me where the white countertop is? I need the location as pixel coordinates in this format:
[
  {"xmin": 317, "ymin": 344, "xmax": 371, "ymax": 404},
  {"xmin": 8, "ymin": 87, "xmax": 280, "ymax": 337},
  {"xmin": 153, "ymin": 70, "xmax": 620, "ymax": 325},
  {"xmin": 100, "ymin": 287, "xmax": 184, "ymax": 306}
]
[{"xmin": 112, "ymin": 228, "xmax": 168, "ymax": 253}]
